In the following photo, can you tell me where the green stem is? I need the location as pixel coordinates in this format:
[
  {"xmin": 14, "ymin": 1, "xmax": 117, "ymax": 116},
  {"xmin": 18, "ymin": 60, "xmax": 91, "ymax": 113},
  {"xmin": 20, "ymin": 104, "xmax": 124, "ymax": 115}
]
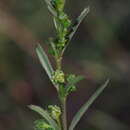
[
  {"xmin": 57, "ymin": 118, "xmax": 62, "ymax": 130},
  {"xmin": 61, "ymin": 98, "xmax": 67, "ymax": 130},
  {"xmin": 56, "ymin": 54, "xmax": 67, "ymax": 130},
  {"xmin": 56, "ymin": 57, "xmax": 62, "ymax": 70}
]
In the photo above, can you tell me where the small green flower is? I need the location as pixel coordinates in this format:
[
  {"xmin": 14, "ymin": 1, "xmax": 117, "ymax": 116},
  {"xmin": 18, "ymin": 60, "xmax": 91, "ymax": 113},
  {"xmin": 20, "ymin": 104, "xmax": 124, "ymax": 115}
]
[
  {"xmin": 57, "ymin": 39, "xmax": 66, "ymax": 49},
  {"xmin": 65, "ymin": 74, "xmax": 78, "ymax": 95},
  {"xmin": 34, "ymin": 120, "xmax": 53, "ymax": 130},
  {"xmin": 48, "ymin": 105, "xmax": 61, "ymax": 121},
  {"xmin": 59, "ymin": 12, "xmax": 71, "ymax": 28},
  {"xmin": 67, "ymin": 74, "xmax": 76, "ymax": 82},
  {"xmin": 52, "ymin": 70, "xmax": 65, "ymax": 83}
]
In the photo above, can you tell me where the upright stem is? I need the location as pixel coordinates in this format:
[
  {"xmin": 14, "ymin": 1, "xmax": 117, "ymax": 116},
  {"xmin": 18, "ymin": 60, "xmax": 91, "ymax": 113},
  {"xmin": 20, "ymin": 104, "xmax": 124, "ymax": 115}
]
[
  {"xmin": 61, "ymin": 98, "xmax": 67, "ymax": 130},
  {"xmin": 56, "ymin": 57, "xmax": 62, "ymax": 70},
  {"xmin": 56, "ymin": 55, "xmax": 67, "ymax": 130}
]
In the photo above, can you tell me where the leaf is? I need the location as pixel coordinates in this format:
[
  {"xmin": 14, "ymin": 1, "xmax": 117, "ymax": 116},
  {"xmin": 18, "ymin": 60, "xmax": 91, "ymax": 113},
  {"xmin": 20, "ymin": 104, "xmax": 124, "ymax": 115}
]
[
  {"xmin": 53, "ymin": 18, "xmax": 58, "ymax": 30},
  {"xmin": 67, "ymin": 7, "xmax": 89, "ymax": 42},
  {"xmin": 49, "ymin": 38, "xmax": 57, "ymax": 56},
  {"xmin": 44, "ymin": 0, "xmax": 57, "ymax": 16},
  {"xmin": 69, "ymin": 79, "xmax": 109, "ymax": 130},
  {"xmin": 36, "ymin": 44, "xmax": 58, "ymax": 90},
  {"xmin": 62, "ymin": 7, "xmax": 90, "ymax": 55},
  {"xmin": 44, "ymin": 0, "xmax": 52, "ymax": 7},
  {"xmin": 36, "ymin": 44, "xmax": 54, "ymax": 80},
  {"xmin": 48, "ymin": 5, "xmax": 57, "ymax": 17},
  {"xmin": 29, "ymin": 105, "xmax": 60, "ymax": 130},
  {"xmin": 44, "ymin": 0, "xmax": 56, "ymax": 10}
]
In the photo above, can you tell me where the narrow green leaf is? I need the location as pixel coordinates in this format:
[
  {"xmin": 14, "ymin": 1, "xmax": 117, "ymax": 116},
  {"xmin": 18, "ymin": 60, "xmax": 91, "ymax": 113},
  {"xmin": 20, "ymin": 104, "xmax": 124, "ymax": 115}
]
[
  {"xmin": 49, "ymin": 38, "xmax": 57, "ymax": 56},
  {"xmin": 44, "ymin": 0, "xmax": 57, "ymax": 16},
  {"xmin": 67, "ymin": 7, "xmax": 90, "ymax": 43},
  {"xmin": 36, "ymin": 44, "xmax": 54, "ymax": 80},
  {"xmin": 36, "ymin": 44, "xmax": 59, "ymax": 90},
  {"xmin": 53, "ymin": 18, "xmax": 58, "ymax": 30},
  {"xmin": 44, "ymin": 0, "xmax": 51, "ymax": 6},
  {"xmin": 69, "ymin": 79, "xmax": 109, "ymax": 130},
  {"xmin": 48, "ymin": 5, "xmax": 57, "ymax": 17},
  {"xmin": 62, "ymin": 7, "xmax": 90, "ymax": 55},
  {"xmin": 44, "ymin": 0, "xmax": 55, "ymax": 9},
  {"xmin": 29, "ymin": 105, "xmax": 60, "ymax": 130}
]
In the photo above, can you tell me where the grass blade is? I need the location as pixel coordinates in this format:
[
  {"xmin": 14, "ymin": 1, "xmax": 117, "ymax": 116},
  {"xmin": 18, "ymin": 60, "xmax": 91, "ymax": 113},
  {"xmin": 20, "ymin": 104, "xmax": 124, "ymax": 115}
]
[
  {"xmin": 29, "ymin": 105, "xmax": 60, "ymax": 130},
  {"xmin": 36, "ymin": 44, "xmax": 54, "ymax": 80},
  {"xmin": 69, "ymin": 79, "xmax": 109, "ymax": 130}
]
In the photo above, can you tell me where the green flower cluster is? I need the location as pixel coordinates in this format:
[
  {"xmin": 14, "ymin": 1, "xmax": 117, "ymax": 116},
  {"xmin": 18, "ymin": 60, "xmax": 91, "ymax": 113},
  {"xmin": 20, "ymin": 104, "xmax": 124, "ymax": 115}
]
[
  {"xmin": 52, "ymin": 67, "xmax": 84, "ymax": 97},
  {"xmin": 48, "ymin": 105, "xmax": 61, "ymax": 122},
  {"xmin": 56, "ymin": 12, "xmax": 71, "ymax": 51},
  {"xmin": 67, "ymin": 74, "xmax": 76, "ymax": 82},
  {"xmin": 52, "ymin": 70, "xmax": 65, "ymax": 84},
  {"xmin": 66, "ymin": 74, "xmax": 77, "ymax": 91},
  {"xmin": 64, "ymin": 74, "xmax": 78, "ymax": 96},
  {"xmin": 48, "ymin": 0, "xmax": 71, "ymax": 54},
  {"xmin": 34, "ymin": 120, "xmax": 53, "ymax": 130}
]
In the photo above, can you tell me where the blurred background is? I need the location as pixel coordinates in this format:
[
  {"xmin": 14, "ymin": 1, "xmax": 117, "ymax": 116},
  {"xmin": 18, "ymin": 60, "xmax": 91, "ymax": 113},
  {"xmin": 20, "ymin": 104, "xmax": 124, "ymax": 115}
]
[{"xmin": 0, "ymin": 0, "xmax": 130, "ymax": 130}]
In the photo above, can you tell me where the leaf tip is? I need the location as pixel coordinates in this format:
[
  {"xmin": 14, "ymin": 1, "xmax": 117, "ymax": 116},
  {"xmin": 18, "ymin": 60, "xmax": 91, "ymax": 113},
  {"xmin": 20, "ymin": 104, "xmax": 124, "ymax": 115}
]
[
  {"xmin": 85, "ymin": 6, "xmax": 90, "ymax": 13},
  {"xmin": 28, "ymin": 104, "xmax": 34, "ymax": 109},
  {"xmin": 83, "ymin": 6, "xmax": 90, "ymax": 15},
  {"xmin": 105, "ymin": 79, "xmax": 110, "ymax": 86}
]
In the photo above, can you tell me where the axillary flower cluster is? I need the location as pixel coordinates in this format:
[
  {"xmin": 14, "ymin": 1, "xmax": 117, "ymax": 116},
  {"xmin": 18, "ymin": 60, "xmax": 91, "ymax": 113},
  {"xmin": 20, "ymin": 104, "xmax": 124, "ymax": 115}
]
[
  {"xmin": 48, "ymin": 0, "xmax": 71, "ymax": 54},
  {"xmin": 52, "ymin": 70, "xmax": 65, "ymax": 84},
  {"xmin": 47, "ymin": 0, "xmax": 85, "ymax": 99}
]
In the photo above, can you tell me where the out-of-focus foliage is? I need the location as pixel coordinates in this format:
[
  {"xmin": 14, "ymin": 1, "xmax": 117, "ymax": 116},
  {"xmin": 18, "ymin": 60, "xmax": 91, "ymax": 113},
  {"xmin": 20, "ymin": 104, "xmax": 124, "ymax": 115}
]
[{"xmin": 0, "ymin": 0, "xmax": 130, "ymax": 130}]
